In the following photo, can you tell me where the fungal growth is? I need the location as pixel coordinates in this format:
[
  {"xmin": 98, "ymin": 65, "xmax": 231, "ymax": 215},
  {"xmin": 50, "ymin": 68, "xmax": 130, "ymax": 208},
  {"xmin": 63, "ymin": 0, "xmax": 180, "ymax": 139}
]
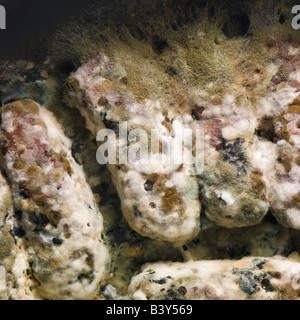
[
  {"xmin": 128, "ymin": 254, "xmax": 300, "ymax": 300},
  {"xmin": 0, "ymin": 99, "xmax": 108, "ymax": 299},
  {"xmin": 68, "ymin": 30, "xmax": 300, "ymax": 230},
  {"xmin": 68, "ymin": 54, "xmax": 201, "ymax": 244},
  {"xmin": 0, "ymin": 0, "xmax": 300, "ymax": 301}
]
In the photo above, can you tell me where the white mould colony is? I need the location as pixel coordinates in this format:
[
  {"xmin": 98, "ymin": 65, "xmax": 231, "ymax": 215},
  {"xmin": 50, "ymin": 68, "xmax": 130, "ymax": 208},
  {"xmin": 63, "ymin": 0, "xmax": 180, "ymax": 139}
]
[{"xmin": 0, "ymin": 3, "xmax": 300, "ymax": 300}]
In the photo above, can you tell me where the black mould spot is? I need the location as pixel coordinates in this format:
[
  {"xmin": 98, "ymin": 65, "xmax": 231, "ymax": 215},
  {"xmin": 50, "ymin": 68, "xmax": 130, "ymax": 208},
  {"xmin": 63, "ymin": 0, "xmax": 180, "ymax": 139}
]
[
  {"xmin": 144, "ymin": 179, "xmax": 154, "ymax": 191},
  {"xmin": 178, "ymin": 286, "xmax": 187, "ymax": 296},
  {"xmin": 165, "ymin": 285, "xmax": 182, "ymax": 300},
  {"xmin": 152, "ymin": 35, "xmax": 169, "ymax": 54},
  {"xmin": 191, "ymin": 106, "xmax": 204, "ymax": 120},
  {"xmin": 120, "ymin": 77, "xmax": 128, "ymax": 85},
  {"xmin": 13, "ymin": 227, "xmax": 26, "ymax": 238},
  {"xmin": 191, "ymin": 109, "xmax": 200, "ymax": 120},
  {"xmin": 261, "ymin": 278, "xmax": 274, "ymax": 292},
  {"xmin": 52, "ymin": 237, "xmax": 63, "ymax": 245},
  {"xmin": 28, "ymin": 212, "xmax": 49, "ymax": 229},
  {"xmin": 165, "ymin": 66, "xmax": 177, "ymax": 76},
  {"xmin": 153, "ymin": 278, "xmax": 167, "ymax": 285},
  {"xmin": 133, "ymin": 206, "xmax": 142, "ymax": 218},
  {"xmin": 149, "ymin": 202, "xmax": 156, "ymax": 208},
  {"xmin": 103, "ymin": 115, "xmax": 119, "ymax": 133},
  {"xmin": 77, "ymin": 271, "xmax": 94, "ymax": 284},
  {"xmin": 279, "ymin": 13, "xmax": 286, "ymax": 24},
  {"xmin": 222, "ymin": 12, "xmax": 250, "ymax": 38},
  {"xmin": 255, "ymin": 260, "xmax": 266, "ymax": 270}
]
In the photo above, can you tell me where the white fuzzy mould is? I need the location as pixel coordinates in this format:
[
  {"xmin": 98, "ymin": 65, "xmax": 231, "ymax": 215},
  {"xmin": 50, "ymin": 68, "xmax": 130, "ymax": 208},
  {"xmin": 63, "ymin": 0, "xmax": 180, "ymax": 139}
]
[
  {"xmin": 286, "ymin": 208, "xmax": 300, "ymax": 229},
  {"xmin": 39, "ymin": 107, "xmax": 72, "ymax": 151},
  {"xmin": 116, "ymin": 164, "xmax": 200, "ymax": 243},
  {"xmin": 290, "ymin": 70, "xmax": 300, "ymax": 82},
  {"xmin": 290, "ymin": 134, "xmax": 300, "ymax": 149},
  {"xmin": 246, "ymin": 138, "xmax": 277, "ymax": 187},
  {"xmin": 245, "ymin": 132, "xmax": 300, "ymax": 229},
  {"xmin": 273, "ymin": 182, "xmax": 298, "ymax": 203},
  {"xmin": 215, "ymin": 190, "xmax": 235, "ymax": 205},
  {"xmin": 266, "ymin": 62, "xmax": 279, "ymax": 75},
  {"xmin": 288, "ymin": 46, "xmax": 300, "ymax": 56},
  {"xmin": 9, "ymin": 251, "xmax": 36, "ymax": 300},
  {"xmin": 256, "ymin": 84, "xmax": 298, "ymax": 117},
  {"xmin": 277, "ymin": 139, "xmax": 287, "ymax": 146},
  {"xmin": 222, "ymin": 118, "xmax": 254, "ymax": 140}
]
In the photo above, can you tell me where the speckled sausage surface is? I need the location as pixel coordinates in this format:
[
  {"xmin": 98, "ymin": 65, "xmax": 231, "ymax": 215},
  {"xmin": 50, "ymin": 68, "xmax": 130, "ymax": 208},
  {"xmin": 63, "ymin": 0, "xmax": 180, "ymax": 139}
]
[
  {"xmin": 69, "ymin": 54, "xmax": 201, "ymax": 244},
  {"xmin": 129, "ymin": 253, "xmax": 300, "ymax": 300},
  {"xmin": 0, "ymin": 99, "xmax": 108, "ymax": 299}
]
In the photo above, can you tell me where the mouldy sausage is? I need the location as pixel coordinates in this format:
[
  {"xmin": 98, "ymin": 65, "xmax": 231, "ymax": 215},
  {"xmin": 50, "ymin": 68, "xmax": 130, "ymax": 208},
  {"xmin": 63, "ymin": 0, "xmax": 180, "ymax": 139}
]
[
  {"xmin": 0, "ymin": 99, "xmax": 108, "ymax": 299},
  {"xmin": 128, "ymin": 254, "xmax": 300, "ymax": 300},
  {"xmin": 69, "ymin": 54, "xmax": 201, "ymax": 244}
]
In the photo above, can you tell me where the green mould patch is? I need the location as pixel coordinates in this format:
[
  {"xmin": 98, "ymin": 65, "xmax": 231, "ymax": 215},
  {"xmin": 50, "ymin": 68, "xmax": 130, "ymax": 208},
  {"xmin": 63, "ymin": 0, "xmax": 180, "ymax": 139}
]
[
  {"xmin": 0, "ymin": 226, "xmax": 14, "ymax": 263},
  {"xmin": 50, "ymin": 0, "xmax": 286, "ymax": 104}
]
